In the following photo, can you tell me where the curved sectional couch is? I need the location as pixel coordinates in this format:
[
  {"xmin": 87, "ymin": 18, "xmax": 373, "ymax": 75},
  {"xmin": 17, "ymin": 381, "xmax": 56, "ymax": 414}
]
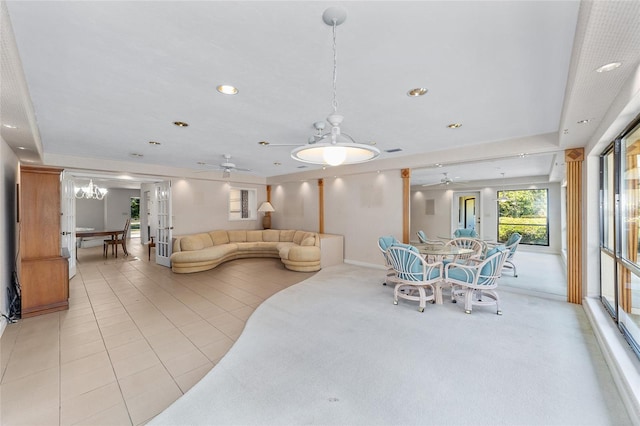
[{"xmin": 170, "ymin": 229, "xmax": 321, "ymax": 273}]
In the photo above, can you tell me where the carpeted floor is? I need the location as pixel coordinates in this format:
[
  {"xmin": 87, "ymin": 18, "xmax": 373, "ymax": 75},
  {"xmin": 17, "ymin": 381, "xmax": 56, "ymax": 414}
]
[{"xmin": 151, "ymin": 263, "xmax": 631, "ymax": 425}]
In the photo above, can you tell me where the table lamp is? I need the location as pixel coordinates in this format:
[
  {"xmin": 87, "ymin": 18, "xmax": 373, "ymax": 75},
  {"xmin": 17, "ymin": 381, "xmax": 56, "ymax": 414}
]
[{"xmin": 258, "ymin": 201, "xmax": 275, "ymax": 229}]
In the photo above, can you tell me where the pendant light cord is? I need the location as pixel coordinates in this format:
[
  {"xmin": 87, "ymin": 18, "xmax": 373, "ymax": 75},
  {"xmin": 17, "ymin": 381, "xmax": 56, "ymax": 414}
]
[{"xmin": 332, "ymin": 19, "xmax": 338, "ymax": 114}]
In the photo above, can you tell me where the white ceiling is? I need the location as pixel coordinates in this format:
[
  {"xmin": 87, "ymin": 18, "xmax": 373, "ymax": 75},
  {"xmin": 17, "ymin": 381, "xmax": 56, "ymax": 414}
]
[{"xmin": 2, "ymin": 1, "xmax": 640, "ymax": 186}]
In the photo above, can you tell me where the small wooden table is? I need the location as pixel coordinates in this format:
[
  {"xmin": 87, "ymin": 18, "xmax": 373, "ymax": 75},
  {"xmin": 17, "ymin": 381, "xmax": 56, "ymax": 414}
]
[{"xmin": 76, "ymin": 229, "xmax": 123, "ymax": 257}]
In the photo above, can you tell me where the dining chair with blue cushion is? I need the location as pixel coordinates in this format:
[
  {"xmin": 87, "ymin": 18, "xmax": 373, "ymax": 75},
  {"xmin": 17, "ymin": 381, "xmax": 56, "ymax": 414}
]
[
  {"xmin": 453, "ymin": 227, "xmax": 479, "ymax": 238},
  {"xmin": 444, "ymin": 245, "xmax": 509, "ymax": 314},
  {"xmin": 378, "ymin": 236, "xmax": 400, "ymax": 286},
  {"xmin": 386, "ymin": 243, "xmax": 443, "ymax": 312},
  {"xmin": 503, "ymin": 232, "xmax": 522, "ymax": 277},
  {"xmin": 444, "ymin": 237, "xmax": 485, "ymax": 265},
  {"xmin": 417, "ymin": 230, "xmax": 444, "ymax": 245}
]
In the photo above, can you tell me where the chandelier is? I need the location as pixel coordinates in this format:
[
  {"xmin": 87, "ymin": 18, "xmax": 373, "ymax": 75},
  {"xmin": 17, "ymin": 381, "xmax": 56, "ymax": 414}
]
[
  {"xmin": 291, "ymin": 7, "xmax": 380, "ymax": 167},
  {"xmin": 75, "ymin": 179, "xmax": 108, "ymax": 200}
]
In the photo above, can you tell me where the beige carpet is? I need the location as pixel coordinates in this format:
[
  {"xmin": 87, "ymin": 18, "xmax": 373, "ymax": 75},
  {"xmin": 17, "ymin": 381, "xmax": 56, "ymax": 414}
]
[{"xmin": 151, "ymin": 263, "xmax": 631, "ymax": 425}]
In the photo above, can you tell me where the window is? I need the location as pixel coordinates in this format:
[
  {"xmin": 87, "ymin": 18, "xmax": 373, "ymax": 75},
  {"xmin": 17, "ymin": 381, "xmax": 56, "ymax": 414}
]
[
  {"xmin": 229, "ymin": 187, "xmax": 257, "ymax": 221},
  {"xmin": 599, "ymin": 118, "xmax": 640, "ymax": 360},
  {"xmin": 497, "ymin": 189, "xmax": 549, "ymax": 246}
]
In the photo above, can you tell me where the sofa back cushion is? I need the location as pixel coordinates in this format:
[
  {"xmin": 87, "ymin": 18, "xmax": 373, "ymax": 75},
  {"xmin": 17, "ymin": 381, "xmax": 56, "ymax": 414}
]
[
  {"xmin": 228, "ymin": 230, "xmax": 247, "ymax": 242},
  {"xmin": 263, "ymin": 230, "xmax": 280, "ymax": 242},
  {"xmin": 293, "ymin": 230, "xmax": 307, "ymax": 245},
  {"xmin": 209, "ymin": 230, "xmax": 229, "ymax": 246},
  {"xmin": 280, "ymin": 230, "xmax": 295, "ymax": 242},
  {"xmin": 181, "ymin": 233, "xmax": 213, "ymax": 251},
  {"xmin": 247, "ymin": 230, "xmax": 263, "ymax": 242},
  {"xmin": 301, "ymin": 233, "xmax": 316, "ymax": 246}
]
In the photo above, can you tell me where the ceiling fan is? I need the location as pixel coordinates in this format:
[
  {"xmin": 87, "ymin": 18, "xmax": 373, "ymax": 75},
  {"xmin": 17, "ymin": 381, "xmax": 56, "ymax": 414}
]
[
  {"xmin": 421, "ymin": 172, "xmax": 468, "ymax": 187},
  {"xmin": 197, "ymin": 154, "xmax": 252, "ymax": 178}
]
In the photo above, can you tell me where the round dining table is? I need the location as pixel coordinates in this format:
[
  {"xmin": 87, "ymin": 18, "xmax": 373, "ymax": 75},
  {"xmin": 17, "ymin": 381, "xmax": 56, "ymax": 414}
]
[
  {"xmin": 415, "ymin": 243, "xmax": 474, "ymax": 260},
  {"xmin": 414, "ymin": 243, "xmax": 475, "ymax": 305}
]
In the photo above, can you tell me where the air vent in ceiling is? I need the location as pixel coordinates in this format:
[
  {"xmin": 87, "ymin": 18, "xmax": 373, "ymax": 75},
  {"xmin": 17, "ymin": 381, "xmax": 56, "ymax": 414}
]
[{"xmin": 385, "ymin": 148, "xmax": 403, "ymax": 153}]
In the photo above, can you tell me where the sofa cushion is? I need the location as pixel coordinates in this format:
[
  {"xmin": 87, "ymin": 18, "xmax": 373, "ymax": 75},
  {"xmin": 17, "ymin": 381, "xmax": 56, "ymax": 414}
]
[
  {"xmin": 301, "ymin": 236, "xmax": 316, "ymax": 246},
  {"xmin": 280, "ymin": 230, "xmax": 295, "ymax": 242},
  {"xmin": 263, "ymin": 230, "xmax": 280, "ymax": 242},
  {"xmin": 228, "ymin": 230, "xmax": 247, "ymax": 242},
  {"xmin": 173, "ymin": 244, "xmax": 238, "ymax": 262},
  {"xmin": 247, "ymin": 230, "xmax": 263, "ymax": 242},
  {"xmin": 236, "ymin": 242, "xmax": 279, "ymax": 252},
  {"xmin": 209, "ymin": 230, "xmax": 229, "ymax": 246},
  {"xmin": 292, "ymin": 230, "xmax": 306, "ymax": 245},
  {"xmin": 181, "ymin": 234, "xmax": 213, "ymax": 251}
]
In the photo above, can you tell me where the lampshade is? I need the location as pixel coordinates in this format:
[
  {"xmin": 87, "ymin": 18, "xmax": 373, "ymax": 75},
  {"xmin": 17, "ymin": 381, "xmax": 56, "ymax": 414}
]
[
  {"xmin": 258, "ymin": 202, "xmax": 275, "ymax": 213},
  {"xmin": 290, "ymin": 8, "xmax": 380, "ymax": 167}
]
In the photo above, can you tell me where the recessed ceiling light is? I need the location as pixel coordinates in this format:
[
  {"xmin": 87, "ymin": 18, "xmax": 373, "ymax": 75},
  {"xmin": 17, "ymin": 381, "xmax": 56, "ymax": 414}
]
[
  {"xmin": 148, "ymin": 141, "xmax": 161, "ymax": 145},
  {"xmin": 595, "ymin": 62, "xmax": 622, "ymax": 73},
  {"xmin": 435, "ymin": 163, "xmax": 443, "ymax": 168},
  {"xmin": 577, "ymin": 119, "xmax": 591, "ymax": 124},
  {"xmin": 407, "ymin": 88, "xmax": 428, "ymax": 97},
  {"xmin": 259, "ymin": 141, "xmax": 270, "ymax": 146},
  {"xmin": 217, "ymin": 85, "xmax": 239, "ymax": 95},
  {"xmin": 17, "ymin": 146, "xmax": 27, "ymax": 150},
  {"xmin": 2, "ymin": 124, "xmax": 17, "ymax": 129},
  {"xmin": 447, "ymin": 123, "xmax": 462, "ymax": 129},
  {"xmin": 173, "ymin": 121, "xmax": 189, "ymax": 127},
  {"xmin": 519, "ymin": 153, "xmax": 528, "ymax": 158}
]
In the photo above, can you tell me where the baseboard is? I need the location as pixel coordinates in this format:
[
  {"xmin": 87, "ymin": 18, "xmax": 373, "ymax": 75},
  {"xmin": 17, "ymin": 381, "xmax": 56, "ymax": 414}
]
[
  {"xmin": 0, "ymin": 316, "xmax": 7, "ymax": 338},
  {"xmin": 583, "ymin": 297, "xmax": 640, "ymax": 424}
]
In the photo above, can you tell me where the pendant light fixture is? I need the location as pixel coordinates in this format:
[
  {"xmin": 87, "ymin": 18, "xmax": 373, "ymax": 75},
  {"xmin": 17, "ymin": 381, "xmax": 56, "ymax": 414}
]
[
  {"xmin": 497, "ymin": 173, "xmax": 509, "ymax": 203},
  {"xmin": 291, "ymin": 7, "xmax": 380, "ymax": 167},
  {"xmin": 75, "ymin": 179, "xmax": 108, "ymax": 200}
]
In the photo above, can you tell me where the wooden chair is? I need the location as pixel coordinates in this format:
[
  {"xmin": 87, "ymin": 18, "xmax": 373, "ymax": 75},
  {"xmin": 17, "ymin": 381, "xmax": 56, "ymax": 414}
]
[
  {"xmin": 104, "ymin": 218, "xmax": 131, "ymax": 258},
  {"xmin": 148, "ymin": 236, "xmax": 156, "ymax": 261}
]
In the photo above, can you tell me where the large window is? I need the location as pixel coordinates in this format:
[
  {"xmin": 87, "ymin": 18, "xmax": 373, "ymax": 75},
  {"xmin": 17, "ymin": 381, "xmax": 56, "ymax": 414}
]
[
  {"xmin": 599, "ymin": 118, "xmax": 640, "ymax": 360},
  {"xmin": 497, "ymin": 189, "xmax": 549, "ymax": 246}
]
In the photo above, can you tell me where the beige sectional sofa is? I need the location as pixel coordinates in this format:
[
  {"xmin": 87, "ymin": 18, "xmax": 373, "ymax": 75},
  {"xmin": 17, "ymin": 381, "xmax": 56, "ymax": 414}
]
[{"xmin": 170, "ymin": 229, "xmax": 321, "ymax": 273}]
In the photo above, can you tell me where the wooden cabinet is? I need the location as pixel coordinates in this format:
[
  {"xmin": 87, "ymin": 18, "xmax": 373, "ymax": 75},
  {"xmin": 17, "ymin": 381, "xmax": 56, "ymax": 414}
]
[{"xmin": 19, "ymin": 165, "xmax": 69, "ymax": 317}]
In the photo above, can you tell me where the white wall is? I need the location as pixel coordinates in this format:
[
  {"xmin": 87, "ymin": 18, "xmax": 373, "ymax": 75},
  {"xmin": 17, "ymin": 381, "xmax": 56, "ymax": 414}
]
[
  {"xmin": 105, "ymin": 188, "xmax": 140, "ymax": 236},
  {"xmin": 270, "ymin": 180, "xmax": 319, "ymax": 231},
  {"xmin": 324, "ymin": 171, "xmax": 403, "ymax": 267},
  {"xmin": 1, "ymin": 138, "xmax": 19, "ymax": 334},
  {"xmin": 170, "ymin": 178, "xmax": 266, "ymax": 235},
  {"xmin": 76, "ymin": 198, "xmax": 105, "ymax": 230}
]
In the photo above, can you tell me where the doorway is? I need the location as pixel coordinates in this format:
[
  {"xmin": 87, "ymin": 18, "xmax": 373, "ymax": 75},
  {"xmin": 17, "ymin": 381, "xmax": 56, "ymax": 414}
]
[
  {"xmin": 130, "ymin": 197, "xmax": 140, "ymax": 238},
  {"xmin": 452, "ymin": 191, "xmax": 482, "ymax": 237}
]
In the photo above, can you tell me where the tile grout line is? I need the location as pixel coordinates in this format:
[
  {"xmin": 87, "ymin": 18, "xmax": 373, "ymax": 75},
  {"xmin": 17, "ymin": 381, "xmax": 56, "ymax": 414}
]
[{"xmin": 78, "ymin": 265, "xmax": 135, "ymax": 426}]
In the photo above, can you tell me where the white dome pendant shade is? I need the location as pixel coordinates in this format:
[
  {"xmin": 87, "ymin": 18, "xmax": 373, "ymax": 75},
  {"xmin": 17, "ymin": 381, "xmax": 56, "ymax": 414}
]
[
  {"xmin": 291, "ymin": 114, "xmax": 380, "ymax": 166},
  {"xmin": 290, "ymin": 8, "xmax": 380, "ymax": 167}
]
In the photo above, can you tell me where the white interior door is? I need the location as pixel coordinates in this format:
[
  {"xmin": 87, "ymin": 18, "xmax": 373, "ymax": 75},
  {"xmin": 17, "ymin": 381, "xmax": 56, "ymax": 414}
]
[
  {"xmin": 155, "ymin": 181, "xmax": 172, "ymax": 267},
  {"xmin": 452, "ymin": 191, "xmax": 482, "ymax": 238},
  {"xmin": 61, "ymin": 172, "xmax": 77, "ymax": 278}
]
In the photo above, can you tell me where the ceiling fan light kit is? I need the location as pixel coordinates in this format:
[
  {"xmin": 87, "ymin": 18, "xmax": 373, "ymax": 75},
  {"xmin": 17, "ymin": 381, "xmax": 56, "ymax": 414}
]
[{"xmin": 290, "ymin": 7, "xmax": 380, "ymax": 167}]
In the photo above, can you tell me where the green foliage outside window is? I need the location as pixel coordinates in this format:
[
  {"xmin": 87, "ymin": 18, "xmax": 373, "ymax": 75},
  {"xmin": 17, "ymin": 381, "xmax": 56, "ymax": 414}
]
[
  {"xmin": 130, "ymin": 197, "xmax": 141, "ymax": 231},
  {"xmin": 497, "ymin": 189, "xmax": 549, "ymax": 245}
]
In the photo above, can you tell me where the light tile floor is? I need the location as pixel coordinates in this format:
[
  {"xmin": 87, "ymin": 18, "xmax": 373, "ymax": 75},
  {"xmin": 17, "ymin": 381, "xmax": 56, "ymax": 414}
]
[{"xmin": 1, "ymin": 239, "xmax": 315, "ymax": 425}]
